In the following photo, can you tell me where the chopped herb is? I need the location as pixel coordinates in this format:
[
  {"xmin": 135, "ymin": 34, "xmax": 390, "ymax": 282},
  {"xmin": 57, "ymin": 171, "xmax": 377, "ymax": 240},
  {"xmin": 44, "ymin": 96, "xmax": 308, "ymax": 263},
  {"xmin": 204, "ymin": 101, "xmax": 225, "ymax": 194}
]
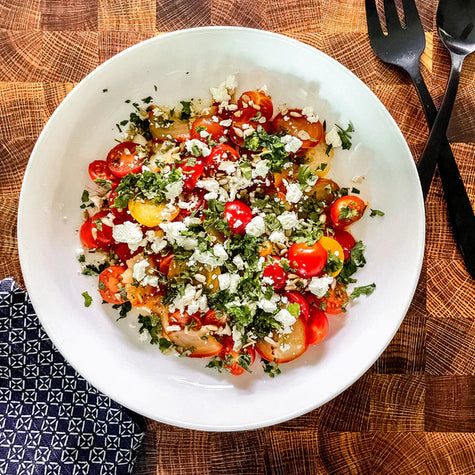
[
  {"xmin": 262, "ymin": 359, "xmax": 281, "ymax": 378},
  {"xmin": 154, "ymin": 85, "xmax": 158, "ymax": 92},
  {"xmin": 120, "ymin": 119, "xmax": 129, "ymax": 127},
  {"xmin": 180, "ymin": 100, "xmax": 192, "ymax": 120},
  {"xmin": 338, "ymin": 241, "xmax": 366, "ymax": 285},
  {"xmin": 94, "ymin": 178, "xmax": 112, "ymax": 190},
  {"xmin": 81, "ymin": 190, "xmax": 89, "ymax": 203},
  {"xmin": 125, "ymin": 99, "xmax": 131, "ymax": 103},
  {"xmin": 129, "ymin": 112, "xmax": 152, "ymax": 140},
  {"xmin": 77, "ymin": 254, "xmax": 85, "ymax": 263},
  {"xmin": 142, "ymin": 96, "xmax": 153, "ymax": 104},
  {"xmin": 112, "ymin": 301, "xmax": 132, "ymax": 320},
  {"xmin": 336, "ymin": 122, "xmax": 354, "ymax": 150},
  {"xmin": 81, "ymin": 262, "xmax": 110, "ymax": 276},
  {"xmin": 351, "ymin": 187, "xmax": 360, "ymax": 194},
  {"xmin": 370, "ymin": 209, "xmax": 385, "ymax": 217},
  {"xmin": 287, "ymin": 302, "xmax": 300, "ymax": 318},
  {"xmin": 82, "ymin": 291, "xmax": 92, "ymax": 307},
  {"xmin": 350, "ymin": 283, "xmax": 376, "ymax": 299},
  {"xmin": 325, "ymin": 144, "xmax": 333, "ymax": 156},
  {"xmin": 138, "ymin": 314, "xmax": 163, "ymax": 345},
  {"xmin": 338, "ymin": 205, "xmax": 358, "ymax": 221},
  {"xmin": 102, "ymin": 88, "xmax": 108, "ymax": 93}
]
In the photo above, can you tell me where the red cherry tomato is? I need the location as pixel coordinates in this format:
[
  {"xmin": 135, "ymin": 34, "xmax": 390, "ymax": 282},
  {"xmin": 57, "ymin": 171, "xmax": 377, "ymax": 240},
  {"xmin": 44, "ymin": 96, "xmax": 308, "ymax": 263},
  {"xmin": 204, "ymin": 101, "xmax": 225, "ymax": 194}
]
[
  {"xmin": 98, "ymin": 266, "xmax": 127, "ymax": 305},
  {"xmin": 219, "ymin": 338, "xmax": 256, "ymax": 376},
  {"xmin": 288, "ymin": 242, "xmax": 328, "ymax": 278},
  {"xmin": 88, "ymin": 160, "xmax": 117, "ymax": 182},
  {"xmin": 262, "ymin": 258, "xmax": 287, "ymax": 291},
  {"xmin": 237, "ymin": 90, "xmax": 274, "ymax": 120},
  {"xmin": 106, "ymin": 142, "xmax": 145, "ymax": 178},
  {"xmin": 223, "ymin": 201, "xmax": 253, "ymax": 234},
  {"xmin": 176, "ymin": 157, "xmax": 205, "ymax": 191},
  {"xmin": 284, "ymin": 291, "xmax": 310, "ymax": 322},
  {"xmin": 330, "ymin": 195, "xmax": 366, "ymax": 229},
  {"xmin": 157, "ymin": 254, "xmax": 174, "ymax": 275},
  {"xmin": 272, "ymin": 109, "xmax": 324, "ymax": 149},
  {"xmin": 113, "ymin": 242, "xmax": 142, "ymax": 264},
  {"xmin": 229, "ymin": 108, "xmax": 270, "ymax": 147},
  {"xmin": 190, "ymin": 116, "xmax": 226, "ymax": 143},
  {"xmin": 169, "ymin": 310, "xmax": 201, "ymax": 328},
  {"xmin": 307, "ymin": 307, "xmax": 329, "ymax": 345},
  {"xmin": 202, "ymin": 310, "xmax": 227, "ymax": 328},
  {"xmin": 205, "ymin": 144, "xmax": 240, "ymax": 173},
  {"xmin": 175, "ymin": 190, "xmax": 206, "ymax": 220},
  {"xmin": 332, "ymin": 229, "xmax": 356, "ymax": 260},
  {"xmin": 79, "ymin": 211, "xmax": 113, "ymax": 250}
]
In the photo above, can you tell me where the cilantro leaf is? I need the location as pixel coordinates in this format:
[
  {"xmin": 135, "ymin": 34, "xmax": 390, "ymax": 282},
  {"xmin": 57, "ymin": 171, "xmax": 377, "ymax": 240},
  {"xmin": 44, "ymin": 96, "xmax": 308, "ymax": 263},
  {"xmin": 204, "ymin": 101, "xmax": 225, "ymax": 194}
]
[
  {"xmin": 350, "ymin": 283, "xmax": 376, "ymax": 299},
  {"xmin": 370, "ymin": 209, "xmax": 385, "ymax": 217},
  {"xmin": 336, "ymin": 122, "xmax": 354, "ymax": 150},
  {"xmin": 82, "ymin": 291, "xmax": 92, "ymax": 307}
]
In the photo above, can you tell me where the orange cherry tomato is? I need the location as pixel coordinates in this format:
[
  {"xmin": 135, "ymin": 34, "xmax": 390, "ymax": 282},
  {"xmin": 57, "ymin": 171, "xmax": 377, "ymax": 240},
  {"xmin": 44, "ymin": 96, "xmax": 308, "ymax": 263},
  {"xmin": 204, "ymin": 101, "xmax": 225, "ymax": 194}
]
[
  {"xmin": 272, "ymin": 109, "xmax": 324, "ymax": 149},
  {"xmin": 190, "ymin": 116, "xmax": 226, "ymax": 143},
  {"xmin": 229, "ymin": 108, "xmax": 270, "ymax": 147},
  {"xmin": 237, "ymin": 90, "xmax": 274, "ymax": 120},
  {"xmin": 330, "ymin": 195, "xmax": 366, "ymax": 228},
  {"xmin": 106, "ymin": 142, "xmax": 145, "ymax": 178},
  {"xmin": 324, "ymin": 286, "xmax": 349, "ymax": 314},
  {"xmin": 98, "ymin": 266, "xmax": 127, "ymax": 305},
  {"xmin": 307, "ymin": 307, "xmax": 329, "ymax": 344},
  {"xmin": 288, "ymin": 242, "xmax": 328, "ymax": 278}
]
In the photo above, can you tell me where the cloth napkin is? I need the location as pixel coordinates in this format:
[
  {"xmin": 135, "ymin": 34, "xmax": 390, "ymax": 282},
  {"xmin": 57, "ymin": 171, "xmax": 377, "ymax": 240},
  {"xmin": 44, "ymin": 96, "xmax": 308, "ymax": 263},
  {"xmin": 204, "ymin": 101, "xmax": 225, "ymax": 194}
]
[{"xmin": 0, "ymin": 278, "xmax": 145, "ymax": 474}]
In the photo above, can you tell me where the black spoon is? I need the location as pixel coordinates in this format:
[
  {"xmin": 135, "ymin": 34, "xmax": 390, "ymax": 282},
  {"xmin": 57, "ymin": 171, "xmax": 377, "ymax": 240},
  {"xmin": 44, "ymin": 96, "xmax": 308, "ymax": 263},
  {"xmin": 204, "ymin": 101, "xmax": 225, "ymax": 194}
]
[{"xmin": 417, "ymin": 0, "xmax": 475, "ymax": 278}]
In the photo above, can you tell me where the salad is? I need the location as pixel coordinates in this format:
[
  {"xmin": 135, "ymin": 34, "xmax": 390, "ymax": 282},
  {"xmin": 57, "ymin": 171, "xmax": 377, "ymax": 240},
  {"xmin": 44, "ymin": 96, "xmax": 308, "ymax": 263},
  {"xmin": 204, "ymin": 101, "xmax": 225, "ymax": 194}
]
[{"xmin": 79, "ymin": 76, "xmax": 377, "ymax": 377}]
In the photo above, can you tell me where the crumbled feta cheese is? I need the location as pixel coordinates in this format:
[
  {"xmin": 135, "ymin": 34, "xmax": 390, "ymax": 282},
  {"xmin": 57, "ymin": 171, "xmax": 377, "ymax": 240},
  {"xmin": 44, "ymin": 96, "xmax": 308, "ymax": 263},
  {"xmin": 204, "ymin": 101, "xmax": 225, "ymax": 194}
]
[
  {"xmin": 281, "ymin": 134, "xmax": 303, "ymax": 153},
  {"xmin": 285, "ymin": 183, "xmax": 303, "ymax": 203},
  {"xmin": 245, "ymin": 216, "xmax": 266, "ymax": 237},
  {"xmin": 257, "ymin": 298, "xmax": 278, "ymax": 313},
  {"xmin": 280, "ymin": 343, "xmax": 291, "ymax": 352},
  {"xmin": 252, "ymin": 159, "xmax": 270, "ymax": 179},
  {"xmin": 165, "ymin": 180, "xmax": 183, "ymax": 202},
  {"xmin": 219, "ymin": 118, "xmax": 232, "ymax": 127},
  {"xmin": 277, "ymin": 211, "xmax": 299, "ymax": 230},
  {"xmin": 196, "ymin": 178, "xmax": 220, "ymax": 194},
  {"xmin": 133, "ymin": 259, "xmax": 149, "ymax": 282},
  {"xmin": 268, "ymin": 231, "xmax": 286, "ymax": 243},
  {"xmin": 209, "ymin": 74, "xmax": 238, "ymax": 103},
  {"xmin": 159, "ymin": 221, "xmax": 197, "ymax": 250},
  {"xmin": 217, "ymin": 273, "xmax": 231, "ymax": 290},
  {"xmin": 301, "ymin": 106, "xmax": 319, "ymax": 123},
  {"xmin": 218, "ymin": 161, "xmax": 237, "ymax": 174},
  {"xmin": 308, "ymin": 275, "xmax": 334, "ymax": 298},
  {"xmin": 112, "ymin": 222, "xmax": 143, "ymax": 251},
  {"xmin": 142, "ymin": 275, "xmax": 159, "ymax": 287},
  {"xmin": 274, "ymin": 308, "xmax": 297, "ymax": 334},
  {"xmin": 232, "ymin": 255, "xmax": 245, "ymax": 270},
  {"xmin": 326, "ymin": 126, "xmax": 342, "ymax": 148},
  {"xmin": 184, "ymin": 139, "xmax": 211, "ymax": 157},
  {"xmin": 190, "ymin": 243, "xmax": 228, "ymax": 268},
  {"xmin": 171, "ymin": 284, "xmax": 197, "ymax": 312},
  {"xmin": 166, "ymin": 325, "xmax": 181, "ymax": 332}
]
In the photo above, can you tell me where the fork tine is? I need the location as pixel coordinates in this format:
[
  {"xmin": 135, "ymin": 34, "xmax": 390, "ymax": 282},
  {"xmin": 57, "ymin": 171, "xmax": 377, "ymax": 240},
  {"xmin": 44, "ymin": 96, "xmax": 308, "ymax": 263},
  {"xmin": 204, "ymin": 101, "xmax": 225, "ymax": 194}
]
[
  {"xmin": 383, "ymin": 0, "xmax": 402, "ymax": 31},
  {"xmin": 401, "ymin": 0, "xmax": 424, "ymax": 29},
  {"xmin": 365, "ymin": 0, "xmax": 385, "ymax": 39}
]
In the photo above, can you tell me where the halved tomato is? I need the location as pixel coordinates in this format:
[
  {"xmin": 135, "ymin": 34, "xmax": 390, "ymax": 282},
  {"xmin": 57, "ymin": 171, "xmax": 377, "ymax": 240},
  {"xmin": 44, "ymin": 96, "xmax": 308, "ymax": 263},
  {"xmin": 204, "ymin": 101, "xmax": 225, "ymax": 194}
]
[
  {"xmin": 255, "ymin": 317, "xmax": 309, "ymax": 363},
  {"xmin": 272, "ymin": 109, "xmax": 324, "ymax": 149},
  {"xmin": 88, "ymin": 160, "xmax": 117, "ymax": 182},
  {"xmin": 307, "ymin": 307, "xmax": 329, "ymax": 345},
  {"xmin": 190, "ymin": 116, "xmax": 226, "ymax": 143},
  {"xmin": 284, "ymin": 291, "xmax": 310, "ymax": 322},
  {"xmin": 106, "ymin": 142, "xmax": 144, "ymax": 178},
  {"xmin": 330, "ymin": 195, "xmax": 366, "ymax": 228},
  {"xmin": 205, "ymin": 144, "xmax": 239, "ymax": 173},
  {"xmin": 237, "ymin": 90, "xmax": 274, "ymax": 120},
  {"xmin": 79, "ymin": 211, "xmax": 113, "ymax": 250},
  {"xmin": 98, "ymin": 266, "xmax": 127, "ymax": 305}
]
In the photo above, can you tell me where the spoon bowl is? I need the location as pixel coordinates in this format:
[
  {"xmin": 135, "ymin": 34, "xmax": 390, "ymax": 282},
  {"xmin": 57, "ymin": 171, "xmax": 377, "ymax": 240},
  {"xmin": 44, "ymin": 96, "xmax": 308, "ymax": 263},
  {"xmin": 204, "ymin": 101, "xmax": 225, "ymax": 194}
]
[{"xmin": 437, "ymin": 0, "xmax": 475, "ymax": 56}]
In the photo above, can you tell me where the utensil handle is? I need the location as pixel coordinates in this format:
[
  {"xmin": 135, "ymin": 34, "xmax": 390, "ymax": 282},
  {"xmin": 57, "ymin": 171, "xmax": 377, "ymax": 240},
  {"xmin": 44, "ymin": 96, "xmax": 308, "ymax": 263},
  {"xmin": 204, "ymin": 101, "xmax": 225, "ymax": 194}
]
[
  {"xmin": 417, "ymin": 54, "xmax": 464, "ymax": 199},
  {"xmin": 410, "ymin": 59, "xmax": 475, "ymax": 278}
]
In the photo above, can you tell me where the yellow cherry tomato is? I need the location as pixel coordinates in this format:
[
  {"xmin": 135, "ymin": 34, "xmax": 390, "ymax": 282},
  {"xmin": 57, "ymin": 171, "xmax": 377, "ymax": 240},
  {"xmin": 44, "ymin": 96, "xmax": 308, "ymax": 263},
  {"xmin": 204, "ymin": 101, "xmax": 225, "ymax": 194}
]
[
  {"xmin": 318, "ymin": 236, "xmax": 344, "ymax": 277},
  {"xmin": 259, "ymin": 240, "xmax": 273, "ymax": 257},
  {"xmin": 128, "ymin": 199, "xmax": 179, "ymax": 227},
  {"xmin": 305, "ymin": 142, "xmax": 334, "ymax": 177}
]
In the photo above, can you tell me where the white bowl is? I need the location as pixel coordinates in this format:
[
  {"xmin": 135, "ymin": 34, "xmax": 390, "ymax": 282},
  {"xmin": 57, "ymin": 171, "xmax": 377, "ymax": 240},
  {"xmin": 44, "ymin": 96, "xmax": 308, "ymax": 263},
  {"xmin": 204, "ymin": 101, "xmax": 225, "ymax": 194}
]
[{"xmin": 18, "ymin": 27, "xmax": 424, "ymax": 431}]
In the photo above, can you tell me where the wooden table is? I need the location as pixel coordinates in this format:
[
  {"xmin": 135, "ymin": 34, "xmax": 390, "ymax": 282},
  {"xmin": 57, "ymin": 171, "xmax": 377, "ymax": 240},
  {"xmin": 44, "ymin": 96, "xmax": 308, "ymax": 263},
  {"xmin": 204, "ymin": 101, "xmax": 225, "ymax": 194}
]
[{"xmin": 1, "ymin": 1, "xmax": 474, "ymax": 473}]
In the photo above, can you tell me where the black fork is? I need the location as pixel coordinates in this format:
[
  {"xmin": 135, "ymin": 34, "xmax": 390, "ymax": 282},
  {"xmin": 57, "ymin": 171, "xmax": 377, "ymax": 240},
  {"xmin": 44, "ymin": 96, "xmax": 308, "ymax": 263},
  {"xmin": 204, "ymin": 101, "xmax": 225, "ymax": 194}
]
[{"xmin": 366, "ymin": 0, "xmax": 475, "ymax": 279}]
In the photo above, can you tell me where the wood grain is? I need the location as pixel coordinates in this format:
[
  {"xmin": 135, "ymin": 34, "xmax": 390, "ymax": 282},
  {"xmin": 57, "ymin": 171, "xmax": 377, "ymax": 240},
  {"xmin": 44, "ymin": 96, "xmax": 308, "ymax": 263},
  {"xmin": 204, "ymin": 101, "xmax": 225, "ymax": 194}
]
[{"xmin": 0, "ymin": 0, "xmax": 474, "ymax": 473}]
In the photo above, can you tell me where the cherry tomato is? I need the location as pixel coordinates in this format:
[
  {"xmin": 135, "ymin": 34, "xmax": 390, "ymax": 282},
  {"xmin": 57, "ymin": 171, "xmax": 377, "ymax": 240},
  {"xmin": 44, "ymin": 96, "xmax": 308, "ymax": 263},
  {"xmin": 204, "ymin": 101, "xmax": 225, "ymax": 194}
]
[
  {"xmin": 284, "ymin": 291, "xmax": 310, "ymax": 322},
  {"xmin": 229, "ymin": 108, "xmax": 270, "ymax": 147},
  {"xmin": 113, "ymin": 242, "xmax": 142, "ymax": 264},
  {"xmin": 332, "ymin": 229, "xmax": 356, "ymax": 260},
  {"xmin": 330, "ymin": 195, "xmax": 366, "ymax": 228},
  {"xmin": 176, "ymin": 157, "xmax": 205, "ymax": 191},
  {"xmin": 169, "ymin": 311, "xmax": 201, "ymax": 328},
  {"xmin": 288, "ymin": 242, "xmax": 328, "ymax": 278},
  {"xmin": 223, "ymin": 201, "xmax": 253, "ymax": 234},
  {"xmin": 237, "ymin": 90, "xmax": 274, "ymax": 120},
  {"xmin": 190, "ymin": 116, "xmax": 226, "ymax": 143},
  {"xmin": 262, "ymin": 258, "xmax": 288, "ymax": 291},
  {"xmin": 88, "ymin": 160, "xmax": 117, "ymax": 182},
  {"xmin": 175, "ymin": 190, "xmax": 206, "ymax": 220},
  {"xmin": 226, "ymin": 347, "xmax": 256, "ymax": 376},
  {"xmin": 205, "ymin": 144, "xmax": 239, "ymax": 173},
  {"xmin": 157, "ymin": 254, "xmax": 174, "ymax": 275},
  {"xmin": 272, "ymin": 109, "xmax": 324, "ymax": 149},
  {"xmin": 79, "ymin": 211, "xmax": 113, "ymax": 250},
  {"xmin": 98, "ymin": 266, "xmax": 127, "ymax": 305},
  {"xmin": 202, "ymin": 309, "xmax": 227, "ymax": 328},
  {"xmin": 324, "ymin": 285, "xmax": 349, "ymax": 314},
  {"xmin": 307, "ymin": 307, "xmax": 329, "ymax": 345},
  {"xmin": 106, "ymin": 142, "xmax": 145, "ymax": 178}
]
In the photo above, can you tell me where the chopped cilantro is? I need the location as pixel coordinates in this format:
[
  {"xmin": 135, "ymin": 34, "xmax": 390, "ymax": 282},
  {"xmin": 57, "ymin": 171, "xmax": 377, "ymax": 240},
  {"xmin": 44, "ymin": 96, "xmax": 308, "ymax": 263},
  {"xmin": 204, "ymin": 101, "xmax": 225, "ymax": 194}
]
[
  {"xmin": 338, "ymin": 241, "xmax": 366, "ymax": 285},
  {"xmin": 81, "ymin": 190, "xmax": 89, "ymax": 202},
  {"xmin": 142, "ymin": 96, "xmax": 153, "ymax": 104},
  {"xmin": 138, "ymin": 314, "xmax": 163, "ymax": 345},
  {"xmin": 370, "ymin": 209, "xmax": 385, "ymax": 217},
  {"xmin": 336, "ymin": 122, "xmax": 354, "ymax": 150},
  {"xmin": 129, "ymin": 112, "xmax": 152, "ymax": 140},
  {"xmin": 180, "ymin": 100, "xmax": 192, "ymax": 120},
  {"xmin": 82, "ymin": 291, "xmax": 92, "ymax": 307},
  {"xmin": 287, "ymin": 302, "xmax": 300, "ymax": 318},
  {"xmin": 338, "ymin": 205, "xmax": 358, "ymax": 221},
  {"xmin": 81, "ymin": 262, "xmax": 109, "ymax": 276},
  {"xmin": 112, "ymin": 301, "xmax": 132, "ymax": 320},
  {"xmin": 77, "ymin": 254, "xmax": 85, "ymax": 263},
  {"xmin": 262, "ymin": 359, "xmax": 281, "ymax": 378},
  {"xmin": 350, "ymin": 283, "xmax": 376, "ymax": 299}
]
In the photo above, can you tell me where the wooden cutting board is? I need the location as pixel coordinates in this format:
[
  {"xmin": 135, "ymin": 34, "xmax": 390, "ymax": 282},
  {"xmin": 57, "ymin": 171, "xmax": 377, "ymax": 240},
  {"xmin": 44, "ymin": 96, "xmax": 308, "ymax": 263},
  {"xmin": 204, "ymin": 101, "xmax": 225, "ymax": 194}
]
[{"xmin": 0, "ymin": 0, "xmax": 474, "ymax": 473}]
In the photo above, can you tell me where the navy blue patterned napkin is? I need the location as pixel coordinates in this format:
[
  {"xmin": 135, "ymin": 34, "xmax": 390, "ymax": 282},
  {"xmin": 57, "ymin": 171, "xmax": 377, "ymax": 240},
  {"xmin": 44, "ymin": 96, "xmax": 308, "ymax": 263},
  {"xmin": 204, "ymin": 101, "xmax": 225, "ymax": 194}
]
[{"xmin": 0, "ymin": 278, "xmax": 145, "ymax": 474}]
